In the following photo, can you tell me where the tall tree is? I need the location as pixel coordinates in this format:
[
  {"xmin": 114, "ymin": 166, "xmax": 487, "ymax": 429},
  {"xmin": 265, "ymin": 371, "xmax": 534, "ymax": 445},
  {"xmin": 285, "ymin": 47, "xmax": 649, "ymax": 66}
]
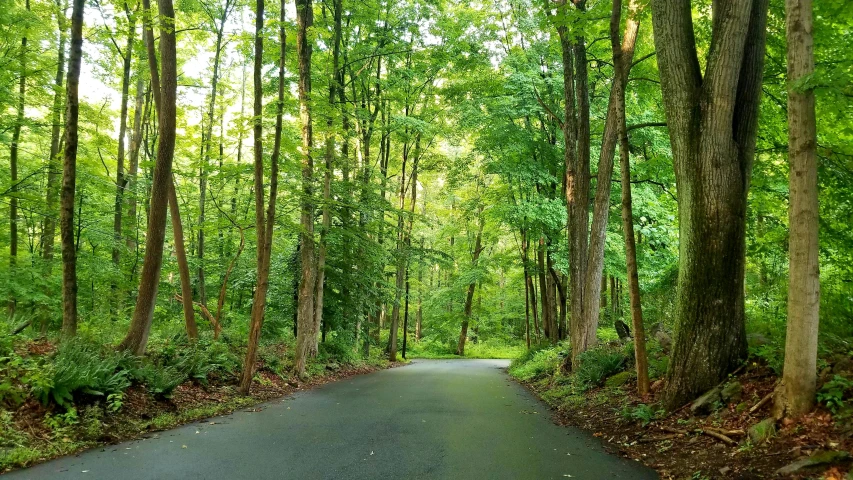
[
  {"xmin": 111, "ymin": 3, "xmax": 138, "ymax": 309},
  {"xmin": 774, "ymin": 0, "xmax": 819, "ymax": 418},
  {"xmin": 612, "ymin": 0, "xmax": 649, "ymax": 397},
  {"xmin": 41, "ymin": 0, "xmax": 69, "ymax": 264},
  {"xmin": 119, "ymin": 0, "xmax": 179, "ymax": 354},
  {"xmin": 8, "ymin": 0, "xmax": 29, "ymax": 316},
  {"xmin": 196, "ymin": 0, "xmax": 234, "ymax": 308},
  {"xmin": 60, "ymin": 0, "xmax": 85, "ymax": 336},
  {"xmin": 239, "ymin": 0, "xmax": 284, "ymax": 394},
  {"xmin": 293, "ymin": 0, "xmax": 316, "ymax": 378},
  {"xmin": 652, "ymin": 0, "xmax": 769, "ymax": 408}
]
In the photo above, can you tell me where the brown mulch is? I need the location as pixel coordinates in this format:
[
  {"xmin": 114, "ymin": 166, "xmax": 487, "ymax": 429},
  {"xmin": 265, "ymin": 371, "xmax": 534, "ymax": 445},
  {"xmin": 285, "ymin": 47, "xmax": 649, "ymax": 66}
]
[{"xmin": 518, "ymin": 365, "xmax": 853, "ymax": 480}]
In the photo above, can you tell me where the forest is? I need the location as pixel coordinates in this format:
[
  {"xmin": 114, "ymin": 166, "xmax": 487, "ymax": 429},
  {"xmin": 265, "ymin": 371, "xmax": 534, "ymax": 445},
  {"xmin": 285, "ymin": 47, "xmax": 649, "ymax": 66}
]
[{"xmin": 0, "ymin": 0, "xmax": 851, "ymax": 476}]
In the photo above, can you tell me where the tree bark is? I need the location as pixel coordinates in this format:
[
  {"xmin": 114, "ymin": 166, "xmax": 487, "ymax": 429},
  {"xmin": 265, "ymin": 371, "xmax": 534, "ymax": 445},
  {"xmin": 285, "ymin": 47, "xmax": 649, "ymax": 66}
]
[
  {"xmin": 652, "ymin": 0, "xmax": 769, "ymax": 408},
  {"xmin": 125, "ymin": 74, "xmax": 147, "ymax": 254},
  {"xmin": 8, "ymin": 0, "xmax": 29, "ymax": 316},
  {"xmin": 239, "ymin": 0, "xmax": 284, "ymax": 394},
  {"xmin": 169, "ymin": 178, "xmax": 198, "ymax": 340},
  {"xmin": 60, "ymin": 0, "xmax": 84, "ymax": 337},
  {"xmin": 42, "ymin": 0, "xmax": 68, "ymax": 264},
  {"xmin": 293, "ymin": 0, "xmax": 316, "ymax": 378},
  {"xmin": 773, "ymin": 0, "xmax": 819, "ymax": 419},
  {"xmin": 119, "ymin": 0, "xmax": 179, "ymax": 354},
  {"xmin": 580, "ymin": 0, "xmax": 641, "ymax": 350},
  {"xmin": 111, "ymin": 6, "xmax": 137, "ymax": 309},
  {"xmin": 612, "ymin": 0, "xmax": 649, "ymax": 396},
  {"xmin": 456, "ymin": 208, "xmax": 484, "ymax": 356}
]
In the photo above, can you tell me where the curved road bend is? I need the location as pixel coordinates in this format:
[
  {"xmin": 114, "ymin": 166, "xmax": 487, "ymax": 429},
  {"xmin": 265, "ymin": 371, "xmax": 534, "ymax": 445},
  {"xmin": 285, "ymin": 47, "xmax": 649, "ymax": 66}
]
[{"xmin": 8, "ymin": 359, "xmax": 658, "ymax": 479}]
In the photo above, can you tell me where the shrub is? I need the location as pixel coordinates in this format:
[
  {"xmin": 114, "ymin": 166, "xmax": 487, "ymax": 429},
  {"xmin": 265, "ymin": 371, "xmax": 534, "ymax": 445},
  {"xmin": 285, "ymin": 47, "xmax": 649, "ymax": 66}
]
[
  {"xmin": 509, "ymin": 347, "xmax": 562, "ymax": 381},
  {"xmin": 318, "ymin": 337, "xmax": 358, "ymax": 365},
  {"xmin": 817, "ymin": 375, "xmax": 853, "ymax": 414},
  {"xmin": 573, "ymin": 346, "xmax": 630, "ymax": 391},
  {"xmin": 130, "ymin": 363, "xmax": 186, "ymax": 399},
  {"xmin": 32, "ymin": 341, "xmax": 131, "ymax": 408}
]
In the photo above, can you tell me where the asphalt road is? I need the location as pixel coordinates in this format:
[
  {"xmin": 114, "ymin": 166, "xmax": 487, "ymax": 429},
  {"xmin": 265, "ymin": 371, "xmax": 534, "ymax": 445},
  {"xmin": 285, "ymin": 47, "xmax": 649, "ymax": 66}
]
[{"xmin": 7, "ymin": 359, "xmax": 658, "ymax": 480}]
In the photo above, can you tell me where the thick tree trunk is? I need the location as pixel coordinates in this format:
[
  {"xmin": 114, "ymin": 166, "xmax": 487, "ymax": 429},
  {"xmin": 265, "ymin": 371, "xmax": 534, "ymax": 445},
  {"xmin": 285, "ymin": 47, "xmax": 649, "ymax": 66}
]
[
  {"xmin": 60, "ymin": 0, "xmax": 84, "ymax": 337},
  {"xmin": 239, "ymin": 0, "xmax": 283, "ymax": 394},
  {"xmin": 8, "ymin": 0, "xmax": 28, "ymax": 316},
  {"xmin": 293, "ymin": 0, "xmax": 316, "ymax": 378},
  {"xmin": 169, "ymin": 178, "xmax": 198, "ymax": 340},
  {"xmin": 119, "ymin": 0, "xmax": 179, "ymax": 354},
  {"xmin": 774, "ymin": 0, "xmax": 819, "ymax": 419},
  {"xmin": 652, "ymin": 0, "xmax": 769, "ymax": 408},
  {"xmin": 42, "ymin": 0, "xmax": 67, "ymax": 264}
]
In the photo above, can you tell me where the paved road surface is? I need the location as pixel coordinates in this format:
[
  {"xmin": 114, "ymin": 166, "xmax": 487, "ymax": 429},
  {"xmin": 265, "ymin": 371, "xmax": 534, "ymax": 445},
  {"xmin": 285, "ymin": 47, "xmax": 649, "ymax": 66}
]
[{"xmin": 8, "ymin": 359, "xmax": 658, "ymax": 479}]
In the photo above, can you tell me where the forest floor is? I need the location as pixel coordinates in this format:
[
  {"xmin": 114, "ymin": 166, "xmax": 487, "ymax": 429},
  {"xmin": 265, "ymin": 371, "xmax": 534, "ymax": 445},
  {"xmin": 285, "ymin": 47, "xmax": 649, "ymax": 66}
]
[
  {"xmin": 0, "ymin": 338, "xmax": 403, "ymax": 474},
  {"xmin": 514, "ymin": 360, "xmax": 853, "ymax": 480}
]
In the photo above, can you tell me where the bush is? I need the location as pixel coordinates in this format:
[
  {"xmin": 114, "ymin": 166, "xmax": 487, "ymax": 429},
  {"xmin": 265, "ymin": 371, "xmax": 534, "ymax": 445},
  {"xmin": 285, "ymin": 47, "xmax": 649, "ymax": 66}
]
[
  {"xmin": 318, "ymin": 337, "xmax": 358, "ymax": 365},
  {"xmin": 509, "ymin": 346, "xmax": 563, "ymax": 381},
  {"xmin": 32, "ymin": 341, "xmax": 131, "ymax": 408},
  {"xmin": 130, "ymin": 363, "xmax": 186, "ymax": 399},
  {"xmin": 573, "ymin": 346, "xmax": 630, "ymax": 391}
]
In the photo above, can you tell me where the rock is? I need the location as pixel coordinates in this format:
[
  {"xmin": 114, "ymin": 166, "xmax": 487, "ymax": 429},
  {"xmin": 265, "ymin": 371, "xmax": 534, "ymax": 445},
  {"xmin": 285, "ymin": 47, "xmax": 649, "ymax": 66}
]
[
  {"xmin": 649, "ymin": 323, "xmax": 661, "ymax": 337},
  {"xmin": 748, "ymin": 418, "xmax": 776, "ymax": 445},
  {"xmin": 654, "ymin": 330, "xmax": 672, "ymax": 351},
  {"xmin": 615, "ymin": 320, "xmax": 632, "ymax": 340},
  {"xmin": 651, "ymin": 379, "xmax": 665, "ymax": 392},
  {"xmin": 721, "ymin": 381, "xmax": 743, "ymax": 403},
  {"xmin": 746, "ymin": 333, "xmax": 770, "ymax": 348},
  {"xmin": 832, "ymin": 355, "xmax": 853, "ymax": 375},
  {"xmin": 776, "ymin": 450, "xmax": 852, "ymax": 475},
  {"xmin": 719, "ymin": 467, "xmax": 731, "ymax": 475},
  {"xmin": 326, "ymin": 362, "xmax": 341, "ymax": 372},
  {"xmin": 690, "ymin": 386, "xmax": 723, "ymax": 415},
  {"xmin": 735, "ymin": 402, "xmax": 749, "ymax": 414},
  {"xmin": 605, "ymin": 371, "xmax": 635, "ymax": 388}
]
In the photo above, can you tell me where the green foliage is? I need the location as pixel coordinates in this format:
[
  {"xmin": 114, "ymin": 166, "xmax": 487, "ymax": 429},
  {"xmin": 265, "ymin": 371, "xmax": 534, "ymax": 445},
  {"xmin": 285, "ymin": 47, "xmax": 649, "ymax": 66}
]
[
  {"xmin": 32, "ymin": 341, "xmax": 131, "ymax": 408},
  {"xmin": 621, "ymin": 403, "xmax": 664, "ymax": 427},
  {"xmin": 130, "ymin": 364, "xmax": 186, "ymax": 399},
  {"xmin": 572, "ymin": 346, "xmax": 631, "ymax": 392},
  {"xmin": 817, "ymin": 375, "xmax": 853, "ymax": 414},
  {"xmin": 508, "ymin": 346, "xmax": 563, "ymax": 382}
]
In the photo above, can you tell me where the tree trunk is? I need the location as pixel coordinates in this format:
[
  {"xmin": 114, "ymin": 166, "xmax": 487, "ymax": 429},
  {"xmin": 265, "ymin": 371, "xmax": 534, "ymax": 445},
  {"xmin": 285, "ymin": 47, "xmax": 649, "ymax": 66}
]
[
  {"xmin": 612, "ymin": 0, "xmax": 649, "ymax": 397},
  {"xmin": 239, "ymin": 0, "xmax": 283, "ymax": 394},
  {"xmin": 169, "ymin": 178, "xmax": 198, "ymax": 340},
  {"xmin": 8, "ymin": 0, "xmax": 28, "ymax": 316},
  {"xmin": 293, "ymin": 0, "xmax": 316, "ymax": 378},
  {"xmin": 773, "ymin": 0, "xmax": 819, "ymax": 418},
  {"xmin": 119, "ymin": 0, "xmax": 179, "ymax": 355},
  {"xmin": 111, "ymin": 9, "xmax": 137, "ymax": 310},
  {"xmin": 126, "ymin": 74, "xmax": 146, "ymax": 255},
  {"xmin": 457, "ymin": 209, "xmax": 484, "ymax": 356},
  {"xmin": 60, "ymin": 0, "xmax": 84, "ymax": 337},
  {"xmin": 580, "ymin": 0, "xmax": 641, "ymax": 349},
  {"xmin": 313, "ymin": 0, "xmax": 340, "ymax": 358},
  {"xmin": 197, "ymin": 1, "xmax": 231, "ymax": 308},
  {"xmin": 652, "ymin": 0, "xmax": 769, "ymax": 408},
  {"xmin": 42, "ymin": 0, "xmax": 68, "ymax": 264}
]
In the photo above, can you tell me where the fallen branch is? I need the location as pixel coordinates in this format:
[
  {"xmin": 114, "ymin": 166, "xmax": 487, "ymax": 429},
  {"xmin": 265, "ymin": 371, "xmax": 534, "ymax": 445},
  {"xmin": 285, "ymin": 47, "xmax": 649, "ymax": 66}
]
[
  {"xmin": 750, "ymin": 390, "xmax": 775, "ymax": 415},
  {"xmin": 661, "ymin": 426, "xmax": 688, "ymax": 435},
  {"xmin": 705, "ymin": 427, "xmax": 745, "ymax": 437},
  {"xmin": 697, "ymin": 429, "xmax": 737, "ymax": 445}
]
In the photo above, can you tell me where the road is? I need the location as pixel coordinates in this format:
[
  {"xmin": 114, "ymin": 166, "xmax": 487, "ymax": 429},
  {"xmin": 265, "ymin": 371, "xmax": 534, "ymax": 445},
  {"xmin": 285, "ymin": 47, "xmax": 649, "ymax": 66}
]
[{"xmin": 8, "ymin": 359, "xmax": 658, "ymax": 479}]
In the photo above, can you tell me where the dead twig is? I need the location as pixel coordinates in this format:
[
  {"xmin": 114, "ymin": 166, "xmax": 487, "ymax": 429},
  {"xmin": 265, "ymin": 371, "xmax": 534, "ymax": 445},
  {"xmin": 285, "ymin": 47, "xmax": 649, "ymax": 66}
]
[{"xmin": 750, "ymin": 390, "xmax": 775, "ymax": 415}]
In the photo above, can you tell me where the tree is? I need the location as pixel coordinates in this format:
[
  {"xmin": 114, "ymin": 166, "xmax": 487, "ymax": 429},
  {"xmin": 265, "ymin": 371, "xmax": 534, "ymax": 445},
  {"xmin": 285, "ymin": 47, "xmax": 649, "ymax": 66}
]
[
  {"xmin": 293, "ymin": 0, "xmax": 315, "ymax": 378},
  {"xmin": 652, "ymin": 0, "xmax": 769, "ymax": 408},
  {"xmin": 612, "ymin": 0, "xmax": 649, "ymax": 397},
  {"xmin": 239, "ymin": 0, "xmax": 284, "ymax": 394},
  {"xmin": 119, "ymin": 0, "xmax": 179, "ymax": 354},
  {"xmin": 60, "ymin": 0, "xmax": 85, "ymax": 337},
  {"xmin": 773, "ymin": 0, "xmax": 820, "ymax": 418},
  {"xmin": 8, "ymin": 0, "xmax": 29, "ymax": 316}
]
